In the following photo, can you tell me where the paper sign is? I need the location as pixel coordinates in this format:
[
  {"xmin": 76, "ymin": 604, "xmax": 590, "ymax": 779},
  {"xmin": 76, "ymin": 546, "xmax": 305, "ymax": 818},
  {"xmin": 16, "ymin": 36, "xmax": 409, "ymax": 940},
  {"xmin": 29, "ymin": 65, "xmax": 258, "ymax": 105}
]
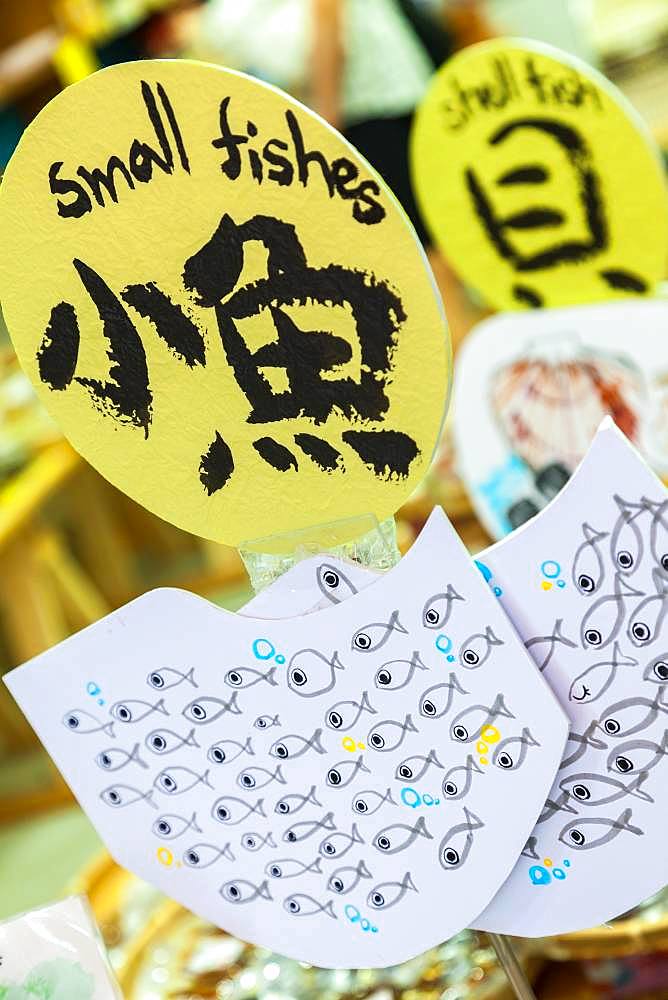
[
  {"xmin": 453, "ymin": 299, "xmax": 668, "ymax": 539},
  {"xmin": 411, "ymin": 39, "xmax": 668, "ymax": 311},
  {"xmin": 5, "ymin": 508, "xmax": 566, "ymax": 969},
  {"xmin": 0, "ymin": 60, "xmax": 450, "ymax": 546}
]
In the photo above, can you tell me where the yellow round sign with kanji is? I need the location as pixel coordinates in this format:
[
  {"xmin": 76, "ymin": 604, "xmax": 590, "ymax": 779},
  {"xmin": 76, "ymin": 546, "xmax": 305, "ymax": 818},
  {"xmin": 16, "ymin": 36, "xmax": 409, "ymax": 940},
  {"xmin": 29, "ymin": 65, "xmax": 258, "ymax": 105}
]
[
  {"xmin": 0, "ymin": 60, "xmax": 450, "ymax": 545},
  {"xmin": 411, "ymin": 38, "xmax": 668, "ymax": 311}
]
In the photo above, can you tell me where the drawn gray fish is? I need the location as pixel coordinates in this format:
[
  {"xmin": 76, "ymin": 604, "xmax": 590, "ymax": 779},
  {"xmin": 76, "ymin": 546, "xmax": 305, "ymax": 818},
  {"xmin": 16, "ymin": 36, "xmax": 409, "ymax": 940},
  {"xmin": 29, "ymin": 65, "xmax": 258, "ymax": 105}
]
[
  {"xmin": 560, "ymin": 722, "xmax": 608, "ymax": 769},
  {"xmin": 492, "ymin": 728, "xmax": 540, "ymax": 770},
  {"xmin": 63, "ymin": 709, "xmax": 114, "ymax": 738},
  {"xmin": 100, "ymin": 784, "xmax": 155, "ymax": 809},
  {"xmin": 581, "ymin": 573, "xmax": 644, "ymax": 650},
  {"xmin": 459, "ymin": 626, "xmax": 504, "ymax": 669},
  {"xmin": 266, "ymin": 857, "xmax": 323, "ymax": 879},
  {"xmin": 147, "ymin": 666, "xmax": 197, "ymax": 691},
  {"xmin": 352, "ymin": 609, "xmax": 408, "ymax": 652},
  {"xmin": 241, "ymin": 831, "xmax": 277, "ymax": 851},
  {"xmin": 96, "ymin": 743, "xmax": 147, "ymax": 772},
  {"xmin": 558, "ymin": 807, "xmax": 643, "ymax": 851},
  {"xmin": 422, "ymin": 585, "xmax": 464, "ymax": 629},
  {"xmin": 559, "ymin": 770, "xmax": 653, "ymax": 807},
  {"xmin": 212, "ymin": 797, "xmax": 266, "ymax": 825},
  {"xmin": 327, "ymin": 754, "xmax": 371, "ymax": 788},
  {"xmin": 367, "ymin": 713, "xmax": 417, "ymax": 752},
  {"xmin": 419, "ymin": 674, "xmax": 468, "ymax": 719},
  {"xmin": 610, "ymin": 496, "xmax": 644, "ymax": 576},
  {"xmin": 237, "ymin": 764, "xmax": 286, "ymax": 790},
  {"xmin": 521, "ymin": 836, "xmax": 540, "ymax": 860},
  {"xmin": 395, "ymin": 748, "xmax": 443, "ymax": 782},
  {"xmin": 572, "ymin": 522, "xmax": 608, "ymax": 595},
  {"xmin": 110, "ymin": 698, "xmax": 168, "ymax": 724},
  {"xmin": 326, "ymin": 691, "xmax": 376, "ymax": 730},
  {"xmin": 182, "ymin": 693, "xmax": 241, "ymax": 725},
  {"xmin": 627, "ymin": 569, "xmax": 668, "ymax": 647},
  {"xmin": 254, "ymin": 714, "xmax": 280, "ymax": 730},
  {"xmin": 373, "ymin": 815, "xmax": 432, "ymax": 854},
  {"xmin": 375, "ymin": 652, "xmax": 428, "ymax": 691},
  {"xmin": 607, "ymin": 732, "xmax": 668, "ymax": 776},
  {"xmin": 225, "ymin": 665, "xmax": 278, "ymax": 690},
  {"xmin": 284, "ymin": 894, "xmax": 337, "ymax": 918},
  {"xmin": 450, "ymin": 693, "xmax": 515, "ymax": 743},
  {"xmin": 145, "ymin": 727, "xmax": 199, "ymax": 755},
  {"xmin": 368, "ymin": 871, "xmax": 417, "ymax": 910},
  {"xmin": 208, "ymin": 737, "xmax": 254, "ymax": 765},
  {"xmin": 536, "ymin": 792, "xmax": 577, "ymax": 824},
  {"xmin": 319, "ymin": 823, "xmax": 364, "ymax": 859},
  {"xmin": 352, "ymin": 788, "xmax": 395, "ymax": 816},
  {"xmin": 643, "ymin": 652, "xmax": 668, "ymax": 685},
  {"xmin": 317, "ymin": 563, "xmax": 358, "ymax": 603},
  {"xmin": 288, "ymin": 648, "xmax": 345, "ymax": 697},
  {"xmin": 525, "ymin": 619, "xmax": 577, "ymax": 672},
  {"xmin": 220, "ymin": 879, "xmax": 272, "ymax": 904},
  {"xmin": 154, "ymin": 766, "xmax": 212, "ymax": 795},
  {"xmin": 283, "ymin": 811, "xmax": 336, "ymax": 843},
  {"xmin": 153, "ymin": 812, "xmax": 201, "ymax": 839},
  {"xmin": 438, "ymin": 807, "xmax": 484, "ymax": 871},
  {"xmin": 327, "ymin": 859, "xmax": 373, "ymax": 894},
  {"xmin": 569, "ymin": 642, "xmax": 638, "ymax": 704},
  {"xmin": 183, "ymin": 842, "xmax": 235, "ymax": 868},
  {"xmin": 599, "ymin": 689, "xmax": 668, "ymax": 739},
  {"xmin": 650, "ymin": 497, "xmax": 668, "ymax": 575},
  {"xmin": 441, "ymin": 755, "xmax": 483, "ymax": 801},
  {"xmin": 275, "ymin": 786, "xmax": 321, "ymax": 816},
  {"xmin": 269, "ymin": 729, "xmax": 326, "ymax": 760}
]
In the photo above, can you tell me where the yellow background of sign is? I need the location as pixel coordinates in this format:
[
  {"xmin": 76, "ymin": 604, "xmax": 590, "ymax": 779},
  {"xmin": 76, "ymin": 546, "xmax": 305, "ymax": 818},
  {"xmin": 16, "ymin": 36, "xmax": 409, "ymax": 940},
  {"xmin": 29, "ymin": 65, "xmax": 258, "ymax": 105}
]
[
  {"xmin": 0, "ymin": 60, "xmax": 450, "ymax": 546},
  {"xmin": 411, "ymin": 39, "xmax": 668, "ymax": 311}
]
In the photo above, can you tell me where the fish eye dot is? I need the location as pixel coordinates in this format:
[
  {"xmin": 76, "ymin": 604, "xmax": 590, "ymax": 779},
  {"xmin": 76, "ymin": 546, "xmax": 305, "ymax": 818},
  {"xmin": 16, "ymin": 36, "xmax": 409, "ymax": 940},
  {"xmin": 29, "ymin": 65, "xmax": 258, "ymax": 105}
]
[
  {"xmin": 288, "ymin": 900, "xmax": 300, "ymax": 913},
  {"xmin": 376, "ymin": 670, "xmax": 391, "ymax": 686},
  {"xmin": 617, "ymin": 550, "xmax": 633, "ymax": 568},
  {"xmin": 278, "ymin": 802, "xmax": 289, "ymax": 814},
  {"xmin": 425, "ymin": 609, "xmax": 439, "ymax": 625},
  {"xmin": 632, "ymin": 622, "xmax": 650, "ymax": 641},
  {"xmin": 399, "ymin": 766, "xmax": 412, "ymax": 779},
  {"xmin": 578, "ymin": 574, "xmax": 595, "ymax": 593},
  {"xmin": 377, "ymin": 836, "xmax": 391, "ymax": 850},
  {"xmin": 569, "ymin": 830, "xmax": 585, "ymax": 845},
  {"xmin": 119, "ymin": 707, "xmax": 131, "ymax": 721},
  {"xmin": 355, "ymin": 633, "xmax": 371, "ymax": 649},
  {"xmin": 287, "ymin": 831, "xmax": 297, "ymax": 842},
  {"xmin": 573, "ymin": 784, "xmax": 590, "ymax": 799},
  {"xmin": 423, "ymin": 700, "xmax": 436, "ymax": 716},
  {"xmin": 324, "ymin": 843, "xmax": 335, "ymax": 855},
  {"xmin": 324, "ymin": 571, "xmax": 339, "ymax": 588},
  {"xmin": 291, "ymin": 669, "xmax": 307, "ymax": 687},
  {"xmin": 329, "ymin": 711, "xmax": 343, "ymax": 727},
  {"xmin": 217, "ymin": 807, "xmax": 230, "ymax": 820},
  {"xmin": 241, "ymin": 775, "xmax": 255, "ymax": 787},
  {"xmin": 256, "ymin": 718, "xmax": 267, "ymax": 728},
  {"xmin": 228, "ymin": 671, "xmax": 242, "ymax": 686},
  {"xmin": 662, "ymin": 554, "xmax": 668, "ymax": 571},
  {"xmin": 354, "ymin": 800, "xmax": 367, "ymax": 813},
  {"xmin": 616, "ymin": 756, "xmax": 633, "ymax": 773},
  {"xmin": 654, "ymin": 661, "xmax": 668, "ymax": 679},
  {"xmin": 371, "ymin": 892, "xmax": 384, "ymax": 907},
  {"xmin": 585, "ymin": 629, "xmax": 602, "ymax": 646},
  {"xmin": 150, "ymin": 673, "xmax": 164, "ymax": 688},
  {"xmin": 444, "ymin": 781, "xmax": 457, "ymax": 795},
  {"xmin": 228, "ymin": 885, "xmax": 240, "ymax": 899},
  {"xmin": 328, "ymin": 770, "xmax": 342, "ymax": 786},
  {"xmin": 244, "ymin": 837, "xmax": 256, "ymax": 848},
  {"xmin": 101, "ymin": 754, "xmax": 112, "ymax": 766},
  {"xmin": 370, "ymin": 734, "xmax": 384, "ymax": 748},
  {"xmin": 332, "ymin": 878, "xmax": 344, "ymax": 892},
  {"xmin": 192, "ymin": 705, "xmax": 206, "ymax": 719},
  {"xmin": 66, "ymin": 716, "xmax": 79, "ymax": 728},
  {"xmin": 453, "ymin": 726, "xmax": 468, "ymax": 741},
  {"xmin": 152, "ymin": 736, "xmax": 166, "ymax": 750},
  {"xmin": 109, "ymin": 791, "xmax": 120, "ymax": 803},
  {"xmin": 158, "ymin": 821, "xmax": 170, "ymax": 834},
  {"xmin": 498, "ymin": 753, "xmax": 513, "ymax": 769},
  {"xmin": 270, "ymin": 866, "xmax": 282, "ymax": 877},
  {"xmin": 212, "ymin": 749, "xmax": 225, "ymax": 763},
  {"xmin": 163, "ymin": 776, "xmax": 176, "ymax": 790},
  {"xmin": 443, "ymin": 848, "xmax": 460, "ymax": 865},
  {"xmin": 187, "ymin": 851, "xmax": 199, "ymax": 865},
  {"xmin": 605, "ymin": 719, "xmax": 621, "ymax": 735},
  {"xmin": 463, "ymin": 650, "xmax": 479, "ymax": 665},
  {"xmin": 275, "ymin": 744, "xmax": 288, "ymax": 758}
]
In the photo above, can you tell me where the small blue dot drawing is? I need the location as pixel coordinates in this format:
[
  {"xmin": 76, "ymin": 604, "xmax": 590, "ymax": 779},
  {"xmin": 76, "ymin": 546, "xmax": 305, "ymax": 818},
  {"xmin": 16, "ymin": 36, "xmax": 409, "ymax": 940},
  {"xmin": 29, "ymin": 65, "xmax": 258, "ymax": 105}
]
[
  {"xmin": 86, "ymin": 681, "xmax": 104, "ymax": 706},
  {"xmin": 252, "ymin": 638, "xmax": 285, "ymax": 665}
]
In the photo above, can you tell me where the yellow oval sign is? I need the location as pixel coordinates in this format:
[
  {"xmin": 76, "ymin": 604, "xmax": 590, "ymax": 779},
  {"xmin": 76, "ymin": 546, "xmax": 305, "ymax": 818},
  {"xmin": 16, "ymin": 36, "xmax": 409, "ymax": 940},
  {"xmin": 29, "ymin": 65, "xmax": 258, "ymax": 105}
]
[
  {"xmin": 411, "ymin": 39, "xmax": 668, "ymax": 311},
  {"xmin": 0, "ymin": 60, "xmax": 450, "ymax": 545}
]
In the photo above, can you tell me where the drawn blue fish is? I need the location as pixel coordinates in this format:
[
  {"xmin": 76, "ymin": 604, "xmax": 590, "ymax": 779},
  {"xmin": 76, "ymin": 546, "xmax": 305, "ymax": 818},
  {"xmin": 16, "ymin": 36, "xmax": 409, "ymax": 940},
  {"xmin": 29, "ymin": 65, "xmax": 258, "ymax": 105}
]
[
  {"xmin": 459, "ymin": 626, "xmax": 504, "ymax": 669},
  {"xmin": 208, "ymin": 737, "xmax": 254, "ymax": 765},
  {"xmin": 110, "ymin": 698, "xmax": 168, "ymax": 724},
  {"xmin": 368, "ymin": 871, "xmax": 417, "ymax": 910},
  {"xmin": 395, "ymin": 748, "xmax": 443, "ymax": 782},
  {"xmin": 254, "ymin": 714, "xmax": 280, "ymax": 730},
  {"xmin": 212, "ymin": 797, "xmax": 266, "ymax": 825},
  {"xmin": 220, "ymin": 879, "xmax": 272, "ymax": 904},
  {"xmin": 145, "ymin": 727, "xmax": 199, "ymax": 755},
  {"xmin": 317, "ymin": 563, "xmax": 358, "ymax": 603},
  {"xmin": 153, "ymin": 812, "xmax": 202, "ymax": 839},
  {"xmin": 438, "ymin": 807, "xmax": 484, "ymax": 871},
  {"xmin": 225, "ymin": 665, "xmax": 278, "ymax": 689},
  {"xmin": 374, "ymin": 652, "xmax": 428, "ymax": 691},
  {"xmin": 327, "ymin": 859, "xmax": 373, "ymax": 894},
  {"xmin": 580, "ymin": 573, "xmax": 644, "ymax": 650},
  {"xmin": 352, "ymin": 610, "xmax": 408, "ymax": 652},
  {"xmin": 525, "ymin": 619, "xmax": 577, "ymax": 672},
  {"xmin": 559, "ymin": 807, "xmax": 643, "ymax": 850},
  {"xmin": 352, "ymin": 787, "xmax": 395, "ymax": 816},
  {"xmin": 96, "ymin": 743, "xmax": 147, "ymax": 772},
  {"xmin": 422, "ymin": 585, "xmax": 464, "ymax": 629},
  {"xmin": 237, "ymin": 764, "xmax": 286, "ymax": 790},
  {"xmin": 327, "ymin": 754, "xmax": 371, "ymax": 788},
  {"xmin": 373, "ymin": 815, "xmax": 432, "ymax": 854},
  {"xmin": 419, "ymin": 674, "xmax": 468, "ymax": 719},
  {"xmin": 441, "ymin": 755, "xmax": 483, "ymax": 801},
  {"xmin": 627, "ymin": 569, "xmax": 668, "ymax": 647},
  {"xmin": 572, "ymin": 522, "xmax": 608, "ymax": 595},
  {"xmin": 274, "ymin": 786, "xmax": 321, "ymax": 816},
  {"xmin": 319, "ymin": 823, "xmax": 364, "ymax": 859},
  {"xmin": 598, "ymin": 689, "xmax": 668, "ymax": 739},
  {"xmin": 100, "ymin": 784, "xmax": 156, "ymax": 809},
  {"xmin": 183, "ymin": 842, "xmax": 235, "ymax": 868},
  {"xmin": 607, "ymin": 732, "xmax": 668, "ymax": 776},
  {"xmin": 492, "ymin": 728, "xmax": 540, "ymax": 771},
  {"xmin": 147, "ymin": 666, "xmax": 197, "ymax": 691},
  {"xmin": 266, "ymin": 857, "xmax": 323, "ymax": 879},
  {"xmin": 367, "ymin": 713, "xmax": 417, "ymax": 752},
  {"xmin": 569, "ymin": 642, "xmax": 638, "ymax": 704},
  {"xmin": 288, "ymin": 648, "xmax": 345, "ymax": 697},
  {"xmin": 154, "ymin": 766, "xmax": 212, "ymax": 795},
  {"xmin": 559, "ymin": 770, "xmax": 653, "ymax": 807},
  {"xmin": 326, "ymin": 691, "xmax": 376, "ymax": 730},
  {"xmin": 450, "ymin": 694, "xmax": 514, "ymax": 743},
  {"xmin": 63, "ymin": 709, "xmax": 114, "ymax": 738},
  {"xmin": 284, "ymin": 894, "xmax": 337, "ymax": 918},
  {"xmin": 241, "ymin": 831, "xmax": 277, "ymax": 851},
  {"xmin": 182, "ymin": 693, "xmax": 241, "ymax": 725},
  {"xmin": 269, "ymin": 729, "xmax": 326, "ymax": 760},
  {"xmin": 283, "ymin": 811, "xmax": 336, "ymax": 843}
]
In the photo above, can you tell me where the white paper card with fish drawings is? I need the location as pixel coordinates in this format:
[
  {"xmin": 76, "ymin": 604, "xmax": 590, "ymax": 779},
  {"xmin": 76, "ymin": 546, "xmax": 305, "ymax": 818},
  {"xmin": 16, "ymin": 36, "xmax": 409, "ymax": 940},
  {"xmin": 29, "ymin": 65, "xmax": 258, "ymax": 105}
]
[
  {"xmin": 241, "ymin": 555, "xmax": 382, "ymax": 619},
  {"xmin": 472, "ymin": 419, "xmax": 668, "ymax": 936},
  {"xmin": 5, "ymin": 507, "xmax": 566, "ymax": 969}
]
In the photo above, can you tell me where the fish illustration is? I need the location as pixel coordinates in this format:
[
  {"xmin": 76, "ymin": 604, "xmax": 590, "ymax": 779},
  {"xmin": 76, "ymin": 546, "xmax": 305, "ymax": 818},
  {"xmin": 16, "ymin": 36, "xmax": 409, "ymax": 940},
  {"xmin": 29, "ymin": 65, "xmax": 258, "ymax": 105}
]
[
  {"xmin": 581, "ymin": 573, "xmax": 644, "ymax": 650},
  {"xmin": 275, "ymin": 786, "xmax": 321, "ymax": 815},
  {"xmin": 63, "ymin": 709, "xmax": 115, "ymax": 738},
  {"xmin": 374, "ymin": 652, "xmax": 429, "ymax": 691},
  {"xmin": 559, "ymin": 807, "xmax": 643, "ymax": 850},
  {"xmin": 650, "ymin": 497, "xmax": 668, "ymax": 575},
  {"xmin": 525, "ymin": 619, "xmax": 577, "ymax": 672},
  {"xmin": 521, "ymin": 836, "xmax": 540, "ymax": 860},
  {"xmin": 182, "ymin": 693, "xmax": 241, "ymax": 725},
  {"xmin": 559, "ymin": 770, "xmax": 653, "ymax": 807},
  {"xmin": 183, "ymin": 842, "xmax": 235, "ymax": 868},
  {"xmin": 643, "ymin": 653, "xmax": 668, "ymax": 685},
  {"xmin": 212, "ymin": 797, "xmax": 266, "ymax": 825},
  {"xmin": 395, "ymin": 748, "xmax": 443, "ymax": 782},
  {"xmin": 326, "ymin": 691, "xmax": 376, "ymax": 730},
  {"xmin": 441, "ymin": 755, "xmax": 483, "ymax": 801},
  {"xmin": 560, "ymin": 722, "xmax": 608, "ymax": 768},
  {"xmin": 373, "ymin": 815, "xmax": 432, "ymax": 854},
  {"xmin": 327, "ymin": 754, "xmax": 371, "ymax": 788},
  {"xmin": 627, "ymin": 569, "xmax": 668, "ymax": 647},
  {"xmin": 459, "ymin": 626, "xmax": 504, "ymax": 669},
  {"xmin": 147, "ymin": 666, "xmax": 197, "ymax": 691},
  {"xmin": 368, "ymin": 871, "xmax": 417, "ymax": 909},
  {"xmin": 220, "ymin": 879, "xmax": 272, "ymax": 904},
  {"xmin": 572, "ymin": 522, "xmax": 608, "ymax": 595},
  {"xmin": 154, "ymin": 766, "xmax": 212, "ymax": 795},
  {"xmin": 145, "ymin": 727, "xmax": 199, "ymax": 755},
  {"xmin": 492, "ymin": 728, "xmax": 540, "ymax": 770},
  {"xmin": 367, "ymin": 713, "xmax": 417, "ymax": 752},
  {"xmin": 241, "ymin": 831, "xmax": 277, "ymax": 851},
  {"xmin": 327, "ymin": 859, "xmax": 373, "ymax": 894},
  {"xmin": 266, "ymin": 857, "xmax": 323, "ymax": 879},
  {"xmin": 536, "ymin": 792, "xmax": 578, "ymax": 824},
  {"xmin": 607, "ymin": 732, "xmax": 668, "ymax": 776},
  {"xmin": 422, "ymin": 586, "xmax": 464, "ymax": 629},
  {"xmin": 317, "ymin": 563, "xmax": 358, "ymax": 603},
  {"xmin": 96, "ymin": 743, "xmax": 147, "ymax": 771},
  {"xmin": 569, "ymin": 642, "xmax": 638, "ymax": 704},
  {"xmin": 319, "ymin": 823, "xmax": 364, "ymax": 859},
  {"xmin": 599, "ymin": 689, "xmax": 668, "ymax": 739},
  {"xmin": 419, "ymin": 674, "xmax": 468, "ymax": 719},
  {"xmin": 284, "ymin": 894, "xmax": 337, "ymax": 918},
  {"xmin": 237, "ymin": 764, "xmax": 286, "ymax": 790},
  {"xmin": 109, "ymin": 698, "xmax": 168, "ymax": 724},
  {"xmin": 269, "ymin": 729, "xmax": 326, "ymax": 760},
  {"xmin": 152, "ymin": 812, "xmax": 202, "ymax": 839},
  {"xmin": 225, "ymin": 665, "xmax": 278, "ymax": 689},
  {"xmin": 284, "ymin": 811, "xmax": 336, "ymax": 843},
  {"xmin": 208, "ymin": 737, "xmax": 254, "ymax": 765},
  {"xmin": 352, "ymin": 787, "xmax": 396, "ymax": 816},
  {"xmin": 610, "ymin": 496, "xmax": 644, "ymax": 576},
  {"xmin": 288, "ymin": 648, "xmax": 345, "ymax": 697},
  {"xmin": 438, "ymin": 807, "xmax": 484, "ymax": 871},
  {"xmin": 254, "ymin": 714, "xmax": 280, "ymax": 730},
  {"xmin": 100, "ymin": 784, "xmax": 156, "ymax": 809},
  {"xmin": 352, "ymin": 609, "xmax": 408, "ymax": 652},
  {"xmin": 450, "ymin": 694, "xmax": 515, "ymax": 743}
]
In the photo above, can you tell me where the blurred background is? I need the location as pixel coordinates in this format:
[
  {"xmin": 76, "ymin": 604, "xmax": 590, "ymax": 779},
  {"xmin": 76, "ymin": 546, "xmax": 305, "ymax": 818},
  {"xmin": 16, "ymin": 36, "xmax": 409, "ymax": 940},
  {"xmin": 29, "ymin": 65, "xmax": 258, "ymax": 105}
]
[{"xmin": 1, "ymin": 1, "xmax": 668, "ymax": 997}]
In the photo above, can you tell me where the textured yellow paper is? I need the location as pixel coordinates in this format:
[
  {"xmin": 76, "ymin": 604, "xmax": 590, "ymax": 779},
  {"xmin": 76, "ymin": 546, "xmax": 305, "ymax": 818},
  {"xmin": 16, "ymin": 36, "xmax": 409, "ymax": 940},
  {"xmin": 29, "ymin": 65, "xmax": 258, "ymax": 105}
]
[
  {"xmin": 411, "ymin": 39, "xmax": 668, "ymax": 311},
  {"xmin": 0, "ymin": 60, "xmax": 450, "ymax": 545}
]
